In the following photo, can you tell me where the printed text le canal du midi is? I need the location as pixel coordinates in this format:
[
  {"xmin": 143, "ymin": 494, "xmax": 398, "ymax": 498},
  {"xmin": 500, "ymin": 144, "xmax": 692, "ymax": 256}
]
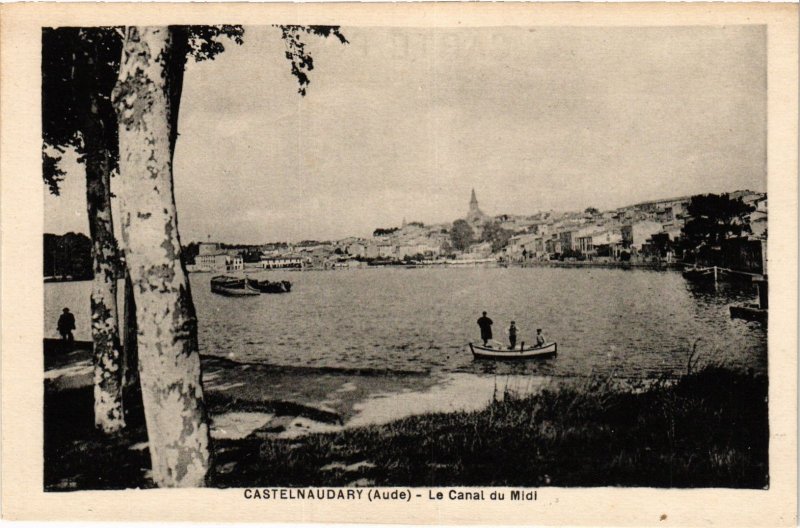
[{"xmin": 243, "ymin": 488, "xmax": 537, "ymax": 502}]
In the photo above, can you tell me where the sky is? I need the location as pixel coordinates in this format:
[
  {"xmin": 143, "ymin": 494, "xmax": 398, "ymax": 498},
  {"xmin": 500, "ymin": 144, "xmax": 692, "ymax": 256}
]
[{"xmin": 45, "ymin": 25, "xmax": 767, "ymax": 243}]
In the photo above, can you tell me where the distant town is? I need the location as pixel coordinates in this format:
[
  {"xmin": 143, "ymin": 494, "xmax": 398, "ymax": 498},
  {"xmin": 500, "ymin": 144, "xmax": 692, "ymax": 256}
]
[
  {"xmin": 180, "ymin": 188, "xmax": 768, "ymax": 274},
  {"xmin": 44, "ymin": 188, "xmax": 768, "ymax": 280}
]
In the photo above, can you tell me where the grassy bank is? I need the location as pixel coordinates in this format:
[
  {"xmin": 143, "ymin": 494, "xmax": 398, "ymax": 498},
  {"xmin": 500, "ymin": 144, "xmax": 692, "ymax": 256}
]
[{"xmin": 45, "ymin": 365, "xmax": 768, "ymax": 490}]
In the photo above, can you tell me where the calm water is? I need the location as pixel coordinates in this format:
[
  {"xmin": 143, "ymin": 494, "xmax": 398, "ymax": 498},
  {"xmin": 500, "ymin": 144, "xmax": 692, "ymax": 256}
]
[{"xmin": 45, "ymin": 267, "xmax": 767, "ymax": 378}]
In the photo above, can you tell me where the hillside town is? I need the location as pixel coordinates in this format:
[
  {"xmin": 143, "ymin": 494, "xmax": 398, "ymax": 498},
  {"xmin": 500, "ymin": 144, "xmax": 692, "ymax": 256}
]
[{"xmin": 183, "ymin": 188, "xmax": 768, "ymax": 274}]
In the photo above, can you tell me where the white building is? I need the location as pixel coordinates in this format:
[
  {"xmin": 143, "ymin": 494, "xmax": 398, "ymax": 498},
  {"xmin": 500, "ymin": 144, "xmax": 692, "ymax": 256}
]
[
  {"xmin": 749, "ymin": 210, "xmax": 767, "ymax": 239},
  {"xmin": 624, "ymin": 220, "xmax": 663, "ymax": 250},
  {"xmin": 346, "ymin": 242, "xmax": 367, "ymax": 258},
  {"xmin": 377, "ymin": 244, "xmax": 395, "ymax": 258},
  {"xmin": 227, "ymin": 255, "xmax": 244, "ymax": 271},
  {"xmin": 196, "ymin": 252, "xmax": 243, "ymax": 272},
  {"xmin": 573, "ymin": 226, "xmax": 602, "ymax": 254},
  {"xmin": 260, "ymin": 256, "xmax": 304, "ymax": 269},
  {"xmin": 507, "ymin": 233, "xmax": 539, "ymax": 257},
  {"xmin": 397, "ymin": 243, "xmax": 433, "ymax": 258},
  {"xmin": 660, "ymin": 223, "xmax": 683, "ymax": 242},
  {"xmin": 591, "ymin": 230, "xmax": 623, "ymax": 247},
  {"xmin": 467, "ymin": 241, "xmax": 493, "ymax": 257}
]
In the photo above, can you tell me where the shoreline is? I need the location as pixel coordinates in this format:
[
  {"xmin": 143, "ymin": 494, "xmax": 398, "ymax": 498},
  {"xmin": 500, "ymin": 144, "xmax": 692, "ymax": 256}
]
[
  {"xmin": 44, "ymin": 345, "xmax": 768, "ymax": 489},
  {"xmin": 517, "ymin": 260, "xmax": 682, "ymax": 271},
  {"xmin": 45, "ymin": 344, "xmax": 551, "ymax": 440},
  {"xmin": 44, "ymin": 260, "xmax": 687, "ymax": 282}
]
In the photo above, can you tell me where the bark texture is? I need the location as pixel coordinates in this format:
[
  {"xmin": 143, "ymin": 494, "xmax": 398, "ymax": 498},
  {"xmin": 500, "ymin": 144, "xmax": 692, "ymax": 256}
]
[
  {"xmin": 84, "ymin": 87, "xmax": 126, "ymax": 434},
  {"xmin": 112, "ymin": 26, "xmax": 209, "ymax": 487},
  {"xmin": 123, "ymin": 269, "xmax": 139, "ymax": 389}
]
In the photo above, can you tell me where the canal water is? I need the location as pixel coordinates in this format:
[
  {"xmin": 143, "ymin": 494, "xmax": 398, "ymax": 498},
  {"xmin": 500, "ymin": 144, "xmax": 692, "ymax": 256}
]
[{"xmin": 45, "ymin": 267, "xmax": 766, "ymax": 379}]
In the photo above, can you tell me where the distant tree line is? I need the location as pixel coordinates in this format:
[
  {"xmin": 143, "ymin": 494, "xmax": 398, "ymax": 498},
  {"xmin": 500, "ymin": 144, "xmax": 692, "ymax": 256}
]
[
  {"xmin": 182, "ymin": 241, "xmax": 200, "ymax": 266},
  {"xmin": 450, "ymin": 220, "xmax": 473, "ymax": 251},
  {"xmin": 679, "ymin": 193, "xmax": 760, "ymax": 270},
  {"xmin": 240, "ymin": 249, "xmax": 263, "ymax": 263},
  {"xmin": 449, "ymin": 219, "xmax": 513, "ymax": 253},
  {"xmin": 481, "ymin": 221, "xmax": 513, "ymax": 252},
  {"xmin": 680, "ymin": 194, "xmax": 755, "ymax": 250},
  {"xmin": 373, "ymin": 227, "xmax": 399, "ymax": 237},
  {"xmin": 43, "ymin": 233, "xmax": 94, "ymax": 280}
]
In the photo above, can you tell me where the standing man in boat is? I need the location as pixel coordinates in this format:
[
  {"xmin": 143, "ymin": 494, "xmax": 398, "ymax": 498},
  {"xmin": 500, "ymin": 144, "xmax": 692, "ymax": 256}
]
[
  {"xmin": 508, "ymin": 321, "xmax": 518, "ymax": 350},
  {"xmin": 477, "ymin": 311, "xmax": 493, "ymax": 347},
  {"xmin": 57, "ymin": 307, "xmax": 75, "ymax": 344},
  {"xmin": 535, "ymin": 328, "xmax": 546, "ymax": 347}
]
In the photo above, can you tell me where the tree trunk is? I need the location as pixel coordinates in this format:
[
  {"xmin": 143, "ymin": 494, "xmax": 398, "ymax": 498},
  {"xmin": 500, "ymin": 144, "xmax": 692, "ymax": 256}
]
[
  {"xmin": 112, "ymin": 26, "xmax": 209, "ymax": 487},
  {"xmin": 84, "ymin": 91, "xmax": 125, "ymax": 434},
  {"xmin": 123, "ymin": 268, "xmax": 139, "ymax": 389}
]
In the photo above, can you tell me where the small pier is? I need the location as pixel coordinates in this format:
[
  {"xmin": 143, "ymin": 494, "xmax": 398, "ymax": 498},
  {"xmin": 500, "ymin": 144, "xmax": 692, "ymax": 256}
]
[{"xmin": 729, "ymin": 275, "xmax": 768, "ymax": 325}]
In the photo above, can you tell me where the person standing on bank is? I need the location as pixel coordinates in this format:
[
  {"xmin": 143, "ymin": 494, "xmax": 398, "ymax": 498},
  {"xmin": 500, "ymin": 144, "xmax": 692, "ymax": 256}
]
[
  {"xmin": 509, "ymin": 321, "xmax": 518, "ymax": 350},
  {"xmin": 477, "ymin": 311, "xmax": 493, "ymax": 347},
  {"xmin": 57, "ymin": 307, "xmax": 75, "ymax": 343}
]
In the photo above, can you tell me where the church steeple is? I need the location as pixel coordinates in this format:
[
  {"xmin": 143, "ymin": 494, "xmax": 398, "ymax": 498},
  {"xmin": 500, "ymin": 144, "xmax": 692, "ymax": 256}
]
[{"xmin": 466, "ymin": 189, "xmax": 486, "ymax": 226}]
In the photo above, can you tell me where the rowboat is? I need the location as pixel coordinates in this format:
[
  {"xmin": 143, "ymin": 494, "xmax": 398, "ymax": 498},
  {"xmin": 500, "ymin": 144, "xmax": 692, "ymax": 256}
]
[
  {"xmin": 469, "ymin": 341, "xmax": 557, "ymax": 359},
  {"xmin": 682, "ymin": 266, "xmax": 759, "ymax": 284},
  {"xmin": 682, "ymin": 266, "xmax": 717, "ymax": 281},
  {"xmin": 210, "ymin": 275, "xmax": 260, "ymax": 296},
  {"xmin": 247, "ymin": 279, "xmax": 292, "ymax": 294}
]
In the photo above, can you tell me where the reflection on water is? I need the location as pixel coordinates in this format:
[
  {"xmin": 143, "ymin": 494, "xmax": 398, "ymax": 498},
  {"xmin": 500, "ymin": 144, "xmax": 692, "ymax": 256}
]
[{"xmin": 45, "ymin": 267, "xmax": 766, "ymax": 379}]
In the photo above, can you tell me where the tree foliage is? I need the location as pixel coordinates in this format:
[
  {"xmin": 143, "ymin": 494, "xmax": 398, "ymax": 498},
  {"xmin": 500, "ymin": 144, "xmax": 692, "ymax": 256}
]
[
  {"xmin": 42, "ymin": 28, "xmax": 122, "ymax": 194},
  {"xmin": 450, "ymin": 220, "xmax": 474, "ymax": 252},
  {"xmin": 42, "ymin": 26, "xmax": 246, "ymax": 194},
  {"xmin": 182, "ymin": 242, "xmax": 200, "ymax": 266},
  {"xmin": 373, "ymin": 227, "xmax": 399, "ymax": 237},
  {"xmin": 42, "ymin": 148, "xmax": 69, "ymax": 196},
  {"xmin": 648, "ymin": 232, "xmax": 672, "ymax": 257},
  {"xmin": 681, "ymin": 194, "xmax": 755, "ymax": 250},
  {"xmin": 480, "ymin": 221, "xmax": 512, "ymax": 253},
  {"xmin": 594, "ymin": 245, "xmax": 612, "ymax": 258},
  {"xmin": 186, "ymin": 25, "xmax": 245, "ymax": 61},
  {"xmin": 43, "ymin": 24, "xmax": 346, "ymax": 190},
  {"xmin": 277, "ymin": 25, "xmax": 348, "ymax": 96},
  {"xmin": 560, "ymin": 247, "xmax": 585, "ymax": 260},
  {"xmin": 440, "ymin": 239, "xmax": 454, "ymax": 256}
]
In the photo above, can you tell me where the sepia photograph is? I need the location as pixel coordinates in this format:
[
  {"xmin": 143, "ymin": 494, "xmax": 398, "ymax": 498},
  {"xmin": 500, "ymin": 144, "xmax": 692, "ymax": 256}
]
[{"xmin": 1, "ymin": 2, "xmax": 797, "ymax": 525}]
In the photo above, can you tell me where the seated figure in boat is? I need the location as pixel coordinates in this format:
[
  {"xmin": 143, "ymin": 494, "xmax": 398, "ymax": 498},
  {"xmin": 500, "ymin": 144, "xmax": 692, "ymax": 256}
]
[
  {"xmin": 508, "ymin": 321, "xmax": 517, "ymax": 350},
  {"xmin": 536, "ymin": 328, "xmax": 545, "ymax": 347}
]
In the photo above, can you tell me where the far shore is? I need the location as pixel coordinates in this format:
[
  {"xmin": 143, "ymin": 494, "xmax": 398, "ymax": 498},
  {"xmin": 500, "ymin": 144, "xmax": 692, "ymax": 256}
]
[{"xmin": 45, "ymin": 259, "xmax": 688, "ymax": 284}]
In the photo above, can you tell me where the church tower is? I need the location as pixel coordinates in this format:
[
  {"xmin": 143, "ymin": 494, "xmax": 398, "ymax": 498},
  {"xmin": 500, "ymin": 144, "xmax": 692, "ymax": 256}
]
[
  {"xmin": 469, "ymin": 189, "xmax": 479, "ymax": 213},
  {"xmin": 467, "ymin": 188, "xmax": 487, "ymax": 225}
]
